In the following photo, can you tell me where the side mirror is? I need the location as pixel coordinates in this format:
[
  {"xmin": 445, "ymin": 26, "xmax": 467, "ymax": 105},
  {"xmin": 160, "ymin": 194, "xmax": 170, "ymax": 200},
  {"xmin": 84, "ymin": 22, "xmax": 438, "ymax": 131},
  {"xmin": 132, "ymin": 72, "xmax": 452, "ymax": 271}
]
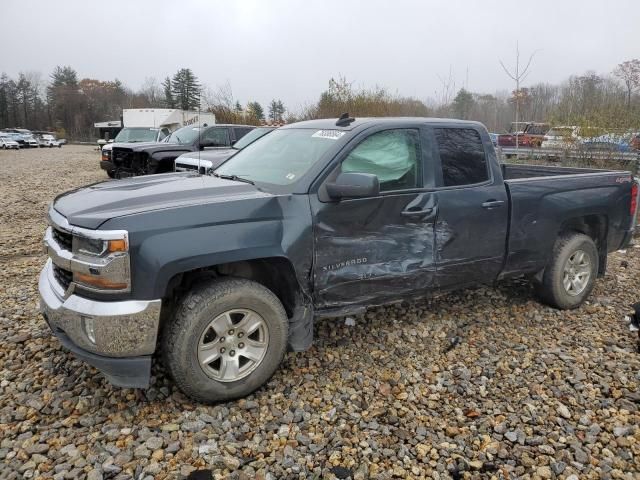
[{"xmin": 326, "ymin": 172, "xmax": 380, "ymax": 200}]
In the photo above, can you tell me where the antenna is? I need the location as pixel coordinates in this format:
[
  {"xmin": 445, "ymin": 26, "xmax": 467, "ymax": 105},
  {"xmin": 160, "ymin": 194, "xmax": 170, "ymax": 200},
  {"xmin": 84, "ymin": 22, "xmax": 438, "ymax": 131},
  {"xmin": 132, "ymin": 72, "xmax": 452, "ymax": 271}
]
[{"xmin": 197, "ymin": 102, "xmax": 201, "ymax": 175}]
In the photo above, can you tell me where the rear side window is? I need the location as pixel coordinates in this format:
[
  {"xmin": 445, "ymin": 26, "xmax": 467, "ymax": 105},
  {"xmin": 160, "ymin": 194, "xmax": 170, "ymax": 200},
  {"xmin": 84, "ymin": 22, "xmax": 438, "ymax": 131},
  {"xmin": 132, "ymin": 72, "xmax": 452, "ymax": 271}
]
[
  {"xmin": 435, "ymin": 128, "xmax": 488, "ymax": 186},
  {"xmin": 202, "ymin": 127, "xmax": 230, "ymax": 146},
  {"xmin": 233, "ymin": 127, "xmax": 253, "ymax": 140}
]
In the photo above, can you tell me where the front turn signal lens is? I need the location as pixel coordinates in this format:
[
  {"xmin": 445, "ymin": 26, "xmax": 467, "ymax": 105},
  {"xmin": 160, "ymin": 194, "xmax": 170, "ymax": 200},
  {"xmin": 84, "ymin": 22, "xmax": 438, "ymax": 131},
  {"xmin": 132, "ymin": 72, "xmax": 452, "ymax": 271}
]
[
  {"xmin": 74, "ymin": 273, "xmax": 128, "ymax": 290},
  {"xmin": 107, "ymin": 239, "xmax": 127, "ymax": 253}
]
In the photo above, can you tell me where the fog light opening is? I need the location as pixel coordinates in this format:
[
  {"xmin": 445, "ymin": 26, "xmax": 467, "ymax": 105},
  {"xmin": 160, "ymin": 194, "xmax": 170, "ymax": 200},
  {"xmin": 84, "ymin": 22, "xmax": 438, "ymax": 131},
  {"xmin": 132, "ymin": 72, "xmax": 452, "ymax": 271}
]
[{"xmin": 82, "ymin": 316, "xmax": 96, "ymax": 344}]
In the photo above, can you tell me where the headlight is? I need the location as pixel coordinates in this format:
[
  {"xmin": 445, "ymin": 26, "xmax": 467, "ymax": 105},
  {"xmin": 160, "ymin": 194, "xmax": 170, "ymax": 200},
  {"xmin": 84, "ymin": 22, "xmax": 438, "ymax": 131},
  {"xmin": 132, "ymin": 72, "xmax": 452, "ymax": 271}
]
[
  {"xmin": 70, "ymin": 231, "xmax": 130, "ymax": 292},
  {"xmin": 73, "ymin": 236, "xmax": 127, "ymax": 256},
  {"xmin": 74, "ymin": 236, "xmax": 107, "ymax": 256}
]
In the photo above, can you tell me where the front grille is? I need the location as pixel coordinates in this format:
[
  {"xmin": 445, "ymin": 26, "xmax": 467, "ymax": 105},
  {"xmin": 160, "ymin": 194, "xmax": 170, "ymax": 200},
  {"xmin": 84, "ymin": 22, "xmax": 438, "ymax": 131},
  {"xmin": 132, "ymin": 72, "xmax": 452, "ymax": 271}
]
[
  {"xmin": 52, "ymin": 228, "xmax": 72, "ymax": 251},
  {"xmin": 53, "ymin": 264, "xmax": 72, "ymax": 291},
  {"xmin": 112, "ymin": 148, "xmax": 132, "ymax": 166}
]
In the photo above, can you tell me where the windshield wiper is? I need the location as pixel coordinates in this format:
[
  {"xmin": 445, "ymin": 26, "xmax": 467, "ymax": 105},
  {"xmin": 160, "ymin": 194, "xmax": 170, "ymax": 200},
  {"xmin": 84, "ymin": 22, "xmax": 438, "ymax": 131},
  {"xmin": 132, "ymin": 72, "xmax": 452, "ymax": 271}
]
[{"xmin": 214, "ymin": 173, "xmax": 255, "ymax": 185}]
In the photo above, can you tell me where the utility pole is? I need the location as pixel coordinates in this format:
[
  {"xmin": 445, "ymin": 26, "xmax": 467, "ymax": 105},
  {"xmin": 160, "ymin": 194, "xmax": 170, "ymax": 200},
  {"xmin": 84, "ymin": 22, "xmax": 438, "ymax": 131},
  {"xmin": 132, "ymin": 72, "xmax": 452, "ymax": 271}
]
[{"xmin": 500, "ymin": 42, "xmax": 536, "ymax": 152}]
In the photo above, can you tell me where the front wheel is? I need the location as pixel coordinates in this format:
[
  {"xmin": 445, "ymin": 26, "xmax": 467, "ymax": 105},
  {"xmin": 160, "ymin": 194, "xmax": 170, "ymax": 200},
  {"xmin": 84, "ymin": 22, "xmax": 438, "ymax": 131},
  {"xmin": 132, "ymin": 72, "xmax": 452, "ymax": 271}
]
[
  {"xmin": 162, "ymin": 277, "xmax": 288, "ymax": 403},
  {"xmin": 537, "ymin": 232, "xmax": 598, "ymax": 309}
]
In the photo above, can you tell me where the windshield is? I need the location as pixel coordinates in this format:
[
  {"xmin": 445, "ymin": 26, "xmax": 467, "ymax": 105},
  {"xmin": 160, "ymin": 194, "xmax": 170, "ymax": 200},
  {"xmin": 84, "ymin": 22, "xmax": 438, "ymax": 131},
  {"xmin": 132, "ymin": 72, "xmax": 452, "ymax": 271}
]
[
  {"xmin": 216, "ymin": 128, "xmax": 339, "ymax": 185},
  {"xmin": 164, "ymin": 125, "xmax": 203, "ymax": 145},
  {"xmin": 233, "ymin": 127, "xmax": 274, "ymax": 150},
  {"xmin": 114, "ymin": 127, "xmax": 159, "ymax": 143}
]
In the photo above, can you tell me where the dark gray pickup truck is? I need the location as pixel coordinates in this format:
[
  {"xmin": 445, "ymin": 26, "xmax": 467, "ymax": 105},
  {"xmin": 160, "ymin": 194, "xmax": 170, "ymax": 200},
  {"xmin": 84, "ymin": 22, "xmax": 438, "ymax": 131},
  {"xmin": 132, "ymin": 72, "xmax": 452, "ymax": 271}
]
[
  {"xmin": 100, "ymin": 124, "xmax": 255, "ymax": 178},
  {"xmin": 39, "ymin": 117, "xmax": 638, "ymax": 402}
]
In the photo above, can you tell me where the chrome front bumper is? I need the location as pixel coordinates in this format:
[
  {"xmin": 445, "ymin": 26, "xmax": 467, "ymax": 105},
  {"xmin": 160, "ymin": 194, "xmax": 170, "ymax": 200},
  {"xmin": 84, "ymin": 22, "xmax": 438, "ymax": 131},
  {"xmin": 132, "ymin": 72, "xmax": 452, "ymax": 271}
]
[{"xmin": 39, "ymin": 259, "xmax": 161, "ymax": 358}]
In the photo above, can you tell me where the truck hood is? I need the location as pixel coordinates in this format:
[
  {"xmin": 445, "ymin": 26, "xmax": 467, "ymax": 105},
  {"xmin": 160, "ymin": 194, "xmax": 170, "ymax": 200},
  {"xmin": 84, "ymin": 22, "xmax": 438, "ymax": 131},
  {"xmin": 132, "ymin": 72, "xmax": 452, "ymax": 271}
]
[
  {"xmin": 113, "ymin": 142, "xmax": 193, "ymax": 154},
  {"xmin": 54, "ymin": 173, "xmax": 271, "ymax": 229},
  {"xmin": 175, "ymin": 148, "xmax": 237, "ymax": 168}
]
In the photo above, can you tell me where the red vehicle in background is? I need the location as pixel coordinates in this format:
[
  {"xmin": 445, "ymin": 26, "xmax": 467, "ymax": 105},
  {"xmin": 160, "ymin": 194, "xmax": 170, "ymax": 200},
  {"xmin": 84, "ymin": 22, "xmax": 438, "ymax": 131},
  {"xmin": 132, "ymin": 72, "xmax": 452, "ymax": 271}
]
[{"xmin": 498, "ymin": 122, "xmax": 550, "ymax": 148}]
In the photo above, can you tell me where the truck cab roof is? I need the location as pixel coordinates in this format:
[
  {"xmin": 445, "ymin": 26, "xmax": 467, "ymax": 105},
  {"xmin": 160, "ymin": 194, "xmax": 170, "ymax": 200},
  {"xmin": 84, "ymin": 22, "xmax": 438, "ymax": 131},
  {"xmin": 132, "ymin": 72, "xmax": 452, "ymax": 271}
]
[{"xmin": 281, "ymin": 117, "xmax": 485, "ymax": 131}]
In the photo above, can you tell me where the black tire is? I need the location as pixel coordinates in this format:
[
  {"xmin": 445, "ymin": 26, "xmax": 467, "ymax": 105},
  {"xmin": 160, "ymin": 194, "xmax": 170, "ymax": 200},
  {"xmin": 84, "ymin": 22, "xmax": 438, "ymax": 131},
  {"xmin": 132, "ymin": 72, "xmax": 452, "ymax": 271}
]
[
  {"xmin": 106, "ymin": 170, "xmax": 116, "ymax": 179},
  {"xmin": 537, "ymin": 232, "xmax": 598, "ymax": 309},
  {"xmin": 162, "ymin": 277, "xmax": 288, "ymax": 403}
]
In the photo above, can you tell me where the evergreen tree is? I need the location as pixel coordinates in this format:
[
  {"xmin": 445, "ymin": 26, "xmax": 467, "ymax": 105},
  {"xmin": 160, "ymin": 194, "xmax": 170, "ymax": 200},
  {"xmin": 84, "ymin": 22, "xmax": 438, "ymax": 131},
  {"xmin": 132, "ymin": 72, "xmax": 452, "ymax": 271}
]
[
  {"xmin": 162, "ymin": 76, "xmax": 174, "ymax": 108},
  {"xmin": 268, "ymin": 99, "xmax": 286, "ymax": 122},
  {"xmin": 171, "ymin": 68, "xmax": 200, "ymax": 110},
  {"xmin": 246, "ymin": 101, "xmax": 264, "ymax": 121},
  {"xmin": 0, "ymin": 74, "xmax": 10, "ymax": 128},
  {"xmin": 47, "ymin": 65, "xmax": 82, "ymax": 135},
  {"xmin": 452, "ymin": 88, "xmax": 475, "ymax": 120},
  {"xmin": 16, "ymin": 73, "xmax": 34, "ymax": 126},
  {"xmin": 235, "ymin": 100, "xmax": 243, "ymax": 112}
]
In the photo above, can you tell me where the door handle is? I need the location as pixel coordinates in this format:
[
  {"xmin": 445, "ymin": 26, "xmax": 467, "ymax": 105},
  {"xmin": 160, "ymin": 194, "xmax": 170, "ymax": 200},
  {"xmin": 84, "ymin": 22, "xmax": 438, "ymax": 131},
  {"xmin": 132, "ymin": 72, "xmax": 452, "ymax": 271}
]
[
  {"xmin": 482, "ymin": 200, "xmax": 505, "ymax": 209},
  {"xmin": 401, "ymin": 207, "xmax": 435, "ymax": 217}
]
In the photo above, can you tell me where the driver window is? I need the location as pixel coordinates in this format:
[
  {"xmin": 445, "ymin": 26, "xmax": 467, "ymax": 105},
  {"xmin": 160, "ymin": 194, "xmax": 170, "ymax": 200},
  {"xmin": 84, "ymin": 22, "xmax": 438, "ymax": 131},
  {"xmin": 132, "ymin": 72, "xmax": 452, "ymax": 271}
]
[{"xmin": 341, "ymin": 129, "xmax": 420, "ymax": 191}]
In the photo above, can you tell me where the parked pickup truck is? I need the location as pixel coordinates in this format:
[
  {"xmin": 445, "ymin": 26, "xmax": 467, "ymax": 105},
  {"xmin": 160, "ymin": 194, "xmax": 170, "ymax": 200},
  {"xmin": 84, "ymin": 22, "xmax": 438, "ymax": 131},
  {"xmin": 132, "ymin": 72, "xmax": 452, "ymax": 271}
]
[
  {"xmin": 175, "ymin": 126, "xmax": 276, "ymax": 174},
  {"xmin": 498, "ymin": 122, "xmax": 550, "ymax": 148},
  {"xmin": 101, "ymin": 127, "xmax": 172, "ymax": 177},
  {"xmin": 100, "ymin": 124, "xmax": 255, "ymax": 178},
  {"xmin": 39, "ymin": 117, "xmax": 638, "ymax": 403}
]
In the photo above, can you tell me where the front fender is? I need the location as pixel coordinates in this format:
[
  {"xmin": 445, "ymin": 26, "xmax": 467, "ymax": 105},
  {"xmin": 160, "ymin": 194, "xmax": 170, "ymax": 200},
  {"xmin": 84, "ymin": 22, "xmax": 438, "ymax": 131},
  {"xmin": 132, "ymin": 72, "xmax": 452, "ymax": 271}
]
[{"xmin": 102, "ymin": 194, "xmax": 314, "ymax": 301}]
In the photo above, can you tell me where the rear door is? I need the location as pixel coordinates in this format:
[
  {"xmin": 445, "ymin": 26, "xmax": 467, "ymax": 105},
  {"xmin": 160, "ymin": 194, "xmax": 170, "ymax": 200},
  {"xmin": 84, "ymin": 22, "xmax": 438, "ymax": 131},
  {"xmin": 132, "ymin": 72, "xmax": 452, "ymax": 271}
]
[
  {"xmin": 431, "ymin": 127, "xmax": 509, "ymax": 287},
  {"xmin": 311, "ymin": 125, "xmax": 438, "ymax": 308}
]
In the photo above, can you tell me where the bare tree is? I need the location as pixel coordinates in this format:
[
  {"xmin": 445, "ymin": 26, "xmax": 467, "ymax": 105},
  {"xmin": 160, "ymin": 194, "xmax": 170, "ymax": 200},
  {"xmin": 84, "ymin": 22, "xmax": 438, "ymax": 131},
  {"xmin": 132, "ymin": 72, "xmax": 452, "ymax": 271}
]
[
  {"xmin": 435, "ymin": 66, "xmax": 456, "ymax": 112},
  {"xmin": 613, "ymin": 59, "xmax": 640, "ymax": 109},
  {"xmin": 140, "ymin": 77, "xmax": 162, "ymax": 107},
  {"xmin": 499, "ymin": 43, "xmax": 537, "ymax": 149}
]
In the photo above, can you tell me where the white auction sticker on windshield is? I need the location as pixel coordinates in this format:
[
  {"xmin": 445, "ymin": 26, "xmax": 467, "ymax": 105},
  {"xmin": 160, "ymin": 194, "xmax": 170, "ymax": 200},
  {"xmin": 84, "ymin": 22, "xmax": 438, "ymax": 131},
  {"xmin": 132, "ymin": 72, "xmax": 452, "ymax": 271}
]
[{"xmin": 312, "ymin": 130, "xmax": 345, "ymax": 140}]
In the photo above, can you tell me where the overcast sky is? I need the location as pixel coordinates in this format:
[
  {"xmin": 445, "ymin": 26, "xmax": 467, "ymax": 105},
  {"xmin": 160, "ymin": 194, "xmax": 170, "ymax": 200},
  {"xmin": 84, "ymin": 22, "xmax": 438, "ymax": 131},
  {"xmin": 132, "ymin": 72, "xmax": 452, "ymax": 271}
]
[{"xmin": 2, "ymin": 0, "xmax": 638, "ymax": 112}]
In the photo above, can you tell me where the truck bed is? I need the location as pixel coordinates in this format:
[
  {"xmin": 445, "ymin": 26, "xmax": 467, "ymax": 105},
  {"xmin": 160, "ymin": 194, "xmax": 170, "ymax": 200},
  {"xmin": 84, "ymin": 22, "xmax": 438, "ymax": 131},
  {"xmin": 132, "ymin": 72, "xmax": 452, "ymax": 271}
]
[
  {"xmin": 501, "ymin": 162, "xmax": 626, "ymax": 180},
  {"xmin": 499, "ymin": 163, "xmax": 636, "ymax": 279}
]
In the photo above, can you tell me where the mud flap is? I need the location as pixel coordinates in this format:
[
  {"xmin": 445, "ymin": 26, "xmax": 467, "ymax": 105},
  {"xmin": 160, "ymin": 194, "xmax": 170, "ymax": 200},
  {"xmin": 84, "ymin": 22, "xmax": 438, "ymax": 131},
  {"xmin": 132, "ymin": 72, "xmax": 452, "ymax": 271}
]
[{"xmin": 287, "ymin": 302, "xmax": 314, "ymax": 352}]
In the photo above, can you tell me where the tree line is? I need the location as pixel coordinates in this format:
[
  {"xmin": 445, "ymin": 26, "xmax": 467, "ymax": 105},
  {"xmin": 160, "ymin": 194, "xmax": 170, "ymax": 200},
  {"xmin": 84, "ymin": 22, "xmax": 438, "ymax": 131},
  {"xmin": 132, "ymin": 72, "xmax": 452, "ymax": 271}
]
[
  {"xmin": 0, "ymin": 59, "xmax": 638, "ymax": 140},
  {"xmin": 0, "ymin": 66, "xmax": 287, "ymax": 140}
]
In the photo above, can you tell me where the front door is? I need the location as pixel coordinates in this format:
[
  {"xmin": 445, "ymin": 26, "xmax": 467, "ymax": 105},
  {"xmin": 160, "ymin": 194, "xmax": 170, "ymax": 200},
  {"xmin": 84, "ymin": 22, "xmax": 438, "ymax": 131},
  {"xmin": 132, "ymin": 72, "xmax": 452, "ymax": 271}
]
[{"xmin": 311, "ymin": 127, "xmax": 438, "ymax": 309}]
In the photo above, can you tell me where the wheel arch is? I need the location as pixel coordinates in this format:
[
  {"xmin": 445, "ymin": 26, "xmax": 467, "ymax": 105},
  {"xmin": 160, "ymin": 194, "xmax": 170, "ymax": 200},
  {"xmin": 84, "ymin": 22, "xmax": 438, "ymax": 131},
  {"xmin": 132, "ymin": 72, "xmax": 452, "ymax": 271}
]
[
  {"xmin": 557, "ymin": 214, "xmax": 608, "ymax": 277},
  {"xmin": 161, "ymin": 255, "xmax": 314, "ymax": 352}
]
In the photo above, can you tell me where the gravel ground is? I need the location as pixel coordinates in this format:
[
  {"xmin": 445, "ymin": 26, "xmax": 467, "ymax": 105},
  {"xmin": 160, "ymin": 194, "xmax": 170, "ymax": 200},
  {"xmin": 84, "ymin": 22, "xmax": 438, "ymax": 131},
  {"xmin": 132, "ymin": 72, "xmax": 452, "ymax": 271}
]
[{"xmin": 0, "ymin": 145, "xmax": 639, "ymax": 479}]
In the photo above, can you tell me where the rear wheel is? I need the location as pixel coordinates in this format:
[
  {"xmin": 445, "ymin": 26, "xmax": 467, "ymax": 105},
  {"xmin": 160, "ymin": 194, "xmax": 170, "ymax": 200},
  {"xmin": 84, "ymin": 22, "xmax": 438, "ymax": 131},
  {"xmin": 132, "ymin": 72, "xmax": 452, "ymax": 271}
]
[
  {"xmin": 162, "ymin": 277, "xmax": 288, "ymax": 403},
  {"xmin": 537, "ymin": 232, "xmax": 598, "ymax": 309}
]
